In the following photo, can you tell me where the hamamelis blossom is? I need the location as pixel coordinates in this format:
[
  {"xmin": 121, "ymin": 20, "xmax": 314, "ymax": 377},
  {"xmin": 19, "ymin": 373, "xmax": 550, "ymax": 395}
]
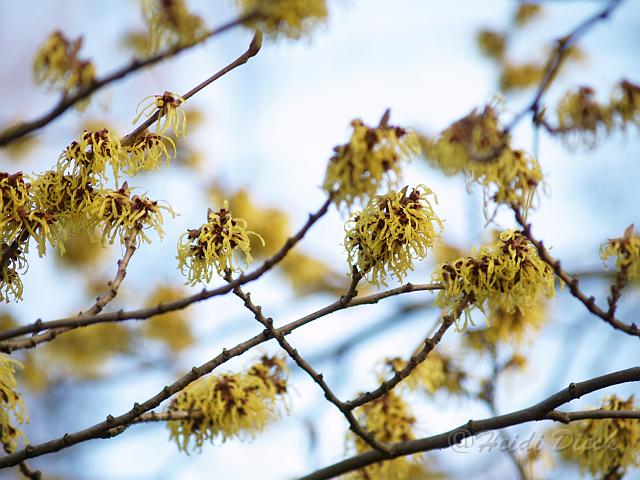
[
  {"xmin": 421, "ymin": 106, "xmax": 543, "ymax": 212},
  {"xmin": 0, "ymin": 354, "xmax": 28, "ymax": 453},
  {"xmin": 323, "ymin": 119, "xmax": 420, "ymax": 208},
  {"xmin": 345, "ymin": 186, "xmax": 443, "ymax": 287},
  {"xmin": 557, "ymin": 396, "xmax": 640, "ymax": 477},
  {"xmin": 348, "ymin": 391, "xmax": 420, "ymax": 480},
  {"xmin": 433, "ymin": 230, "xmax": 554, "ymax": 320},
  {"xmin": 123, "ymin": 132, "xmax": 175, "ymax": 175},
  {"xmin": 0, "ymin": 172, "xmax": 31, "ymax": 240},
  {"xmin": 134, "ymin": 91, "xmax": 187, "ymax": 138},
  {"xmin": 32, "ymin": 31, "xmax": 95, "ymax": 108},
  {"xmin": 556, "ymin": 87, "xmax": 614, "ymax": 148},
  {"xmin": 141, "ymin": 0, "xmax": 207, "ymax": 54},
  {"xmin": 0, "ymin": 243, "xmax": 26, "ymax": 303},
  {"xmin": 464, "ymin": 300, "xmax": 546, "ymax": 350},
  {"xmin": 30, "ymin": 169, "xmax": 96, "ymax": 236},
  {"xmin": 601, "ymin": 225, "xmax": 640, "ymax": 281},
  {"xmin": 383, "ymin": 353, "xmax": 466, "ymax": 396},
  {"xmin": 59, "ymin": 129, "xmax": 123, "ymax": 182},
  {"xmin": 236, "ymin": 0, "xmax": 328, "ymax": 39},
  {"xmin": 177, "ymin": 201, "xmax": 263, "ymax": 285},
  {"xmin": 167, "ymin": 356, "xmax": 288, "ymax": 452},
  {"xmin": 611, "ymin": 80, "xmax": 640, "ymax": 127},
  {"xmin": 90, "ymin": 183, "xmax": 170, "ymax": 245}
]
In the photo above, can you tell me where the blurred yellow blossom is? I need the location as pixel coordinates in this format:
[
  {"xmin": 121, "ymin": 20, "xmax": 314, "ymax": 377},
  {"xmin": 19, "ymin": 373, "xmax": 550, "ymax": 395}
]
[
  {"xmin": 168, "ymin": 356, "xmax": 288, "ymax": 452},
  {"xmin": 348, "ymin": 391, "xmax": 420, "ymax": 480},
  {"xmin": 556, "ymin": 396, "xmax": 640, "ymax": 478},
  {"xmin": 433, "ymin": 230, "xmax": 554, "ymax": 323},
  {"xmin": 323, "ymin": 118, "xmax": 420, "ymax": 208},
  {"xmin": 237, "ymin": 0, "xmax": 328, "ymax": 39},
  {"xmin": 0, "ymin": 354, "xmax": 28, "ymax": 453},
  {"xmin": 142, "ymin": 285, "xmax": 194, "ymax": 353}
]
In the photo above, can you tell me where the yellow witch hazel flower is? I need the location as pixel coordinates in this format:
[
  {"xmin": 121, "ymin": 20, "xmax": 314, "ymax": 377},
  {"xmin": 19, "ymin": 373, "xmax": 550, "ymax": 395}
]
[
  {"xmin": 177, "ymin": 201, "xmax": 263, "ymax": 285},
  {"xmin": 421, "ymin": 105, "xmax": 543, "ymax": 213},
  {"xmin": 323, "ymin": 117, "xmax": 421, "ymax": 208},
  {"xmin": 611, "ymin": 79, "xmax": 640, "ymax": 128},
  {"xmin": 139, "ymin": 0, "xmax": 207, "ymax": 55},
  {"xmin": 0, "ymin": 172, "xmax": 31, "ymax": 238},
  {"xmin": 142, "ymin": 285, "xmax": 194, "ymax": 354},
  {"xmin": 58, "ymin": 128, "xmax": 124, "ymax": 182},
  {"xmin": 236, "ymin": 0, "xmax": 328, "ymax": 40},
  {"xmin": 0, "ymin": 354, "xmax": 28, "ymax": 453},
  {"xmin": 601, "ymin": 224, "xmax": 640, "ymax": 282},
  {"xmin": 32, "ymin": 31, "xmax": 96, "ymax": 108},
  {"xmin": 167, "ymin": 356, "xmax": 288, "ymax": 452},
  {"xmin": 90, "ymin": 182, "xmax": 171, "ymax": 245},
  {"xmin": 345, "ymin": 185, "xmax": 443, "ymax": 287},
  {"xmin": 208, "ymin": 184, "xmax": 291, "ymax": 258},
  {"xmin": 382, "ymin": 352, "xmax": 466, "ymax": 396},
  {"xmin": 29, "ymin": 169, "xmax": 97, "ymax": 239},
  {"xmin": 134, "ymin": 91, "xmax": 187, "ymax": 138},
  {"xmin": 123, "ymin": 131, "xmax": 176, "ymax": 175},
  {"xmin": 0, "ymin": 242, "xmax": 27, "ymax": 303},
  {"xmin": 464, "ymin": 299, "xmax": 546, "ymax": 351},
  {"xmin": 555, "ymin": 86, "xmax": 614, "ymax": 148},
  {"xmin": 433, "ymin": 230, "xmax": 554, "ymax": 323},
  {"xmin": 348, "ymin": 391, "xmax": 420, "ymax": 480},
  {"xmin": 557, "ymin": 395, "xmax": 640, "ymax": 478}
]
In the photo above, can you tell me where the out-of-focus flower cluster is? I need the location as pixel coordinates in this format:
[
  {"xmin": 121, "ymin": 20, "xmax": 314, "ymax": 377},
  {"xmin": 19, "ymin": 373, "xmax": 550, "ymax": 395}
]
[
  {"xmin": 167, "ymin": 356, "xmax": 288, "ymax": 452},
  {"xmin": 324, "ymin": 118, "xmax": 421, "ymax": 209},
  {"xmin": 433, "ymin": 230, "xmax": 554, "ymax": 323},
  {"xmin": 236, "ymin": 0, "xmax": 328, "ymax": 39},
  {"xmin": 548, "ymin": 80, "xmax": 640, "ymax": 149},
  {"xmin": 556, "ymin": 396, "xmax": 640, "ymax": 478},
  {"xmin": 347, "ymin": 391, "xmax": 421, "ymax": 480},
  {"xmin": 0, "ymin": 354, "xmax": 27, "ymax": 453},
  {"xmin": 421, "ymin": 106, "xmax": 543, "ymax": 213},
  {"xmin": 32, "ymin": 31, "xmax": 95, "ymax": 108}
]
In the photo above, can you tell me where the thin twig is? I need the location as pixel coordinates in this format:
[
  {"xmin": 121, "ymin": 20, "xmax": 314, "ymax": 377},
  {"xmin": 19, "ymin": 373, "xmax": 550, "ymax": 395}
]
[
  {"xmin": 0, "ymin": 225, "xmax": 141, "ymax": 353},
  {"xmin": 513, "ymin": 206, "xmax": 639, "ymax": 338},
  {"xmin": 121, "ymin": 30, "xmax": 263, "ymax": 146},
  {"xmin": 0, "ymin": 12, "xmax": 260, "ymax": 147},
  {"xmin": 0, "ymin": 281, "xmax": 443, "ymax": 467},
  {"xmin": 344, "ymin": 297, "xmax": 469, "ymax": 410},
  {"xmin": 229, "ymin": 276, "xmax": 391, "ymax": 454},
  {"xmin": 17, "ymin": 460, "xmax": 41, "ymax": 480},
  {"xmin": 504, "ymin": 0, "xmax": 624, "ymax": 134},
  {"xmin": 465, "ymin": 0, "xmax": 625, "ymax": 164},
  {"xmin": 297, "ymin": 366, "xmax": 640, "ymax": 480}
]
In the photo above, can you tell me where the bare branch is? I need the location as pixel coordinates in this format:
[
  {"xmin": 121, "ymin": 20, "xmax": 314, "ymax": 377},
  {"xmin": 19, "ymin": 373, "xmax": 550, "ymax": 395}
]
[
  {"xmin": 0, "ymin": 280, "xmax": 443, "ymax": 467},
  {"xmin": 229, "ymin": 276, "xmax": 391, "ymax": 454},
  {"xmin": 513, "ymin": 206, "xmax": 639, "ymax": 338},
  {"xmin": 0, "ymin": 225, "xmax": 141, "ymax": 353},
  {"xmin": 0, "ymin": 12, "xmax": 260, "ymax": 147},
  {"xmin": 298, "ymin": 366, "xmax": 640, "ymax": 480},
  {"xmin": 121, "ymin": 30, "xmax": 263, "ymax": 146},
  {"xmin": 344, "ymin": 297, "xmax": 469, "ymax": 410},
  {"xmin": 504, "ymin": 0, "xmax": 624, "ymax": 134}
]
